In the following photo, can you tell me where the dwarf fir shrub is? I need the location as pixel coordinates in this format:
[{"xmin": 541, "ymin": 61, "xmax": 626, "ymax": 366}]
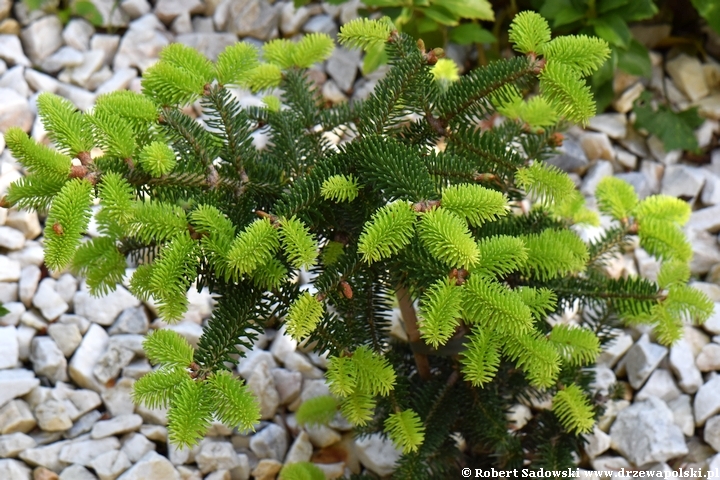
[{"xmin": 5, "ymin": 11, "xmax": 713, "ymax": 476}]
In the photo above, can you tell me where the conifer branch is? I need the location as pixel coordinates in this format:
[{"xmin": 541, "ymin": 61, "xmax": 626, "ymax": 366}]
[{"xmin": 397, "ymin": 285, "xmax": 432, "ymax": 381}]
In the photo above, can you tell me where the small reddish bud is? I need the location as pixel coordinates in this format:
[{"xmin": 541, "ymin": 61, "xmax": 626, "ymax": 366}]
[
  {"xmin": 52, "ymin": 223, "xmax": 64, "ymax": 236},
  {"xmin": 70, "ymin": 164, "xmax": 88, "ymax": 179},
  {"xmin": 449, "ymin": 268, "xmax": 468, "ymax": 285},
  {"xmin": 340, "ymin": 280, "xmax": 353, "ymax": 299},
  {"xmin": 473, "ymin": 173, "xmax": 497, "ymax": 182},
  {"xmin": 549, "ymin": 132, "xmax": 564, "ymax": 147},
  {"xmin": 76, "ymin": 151, "xmax": 92, "ymax": 166}
]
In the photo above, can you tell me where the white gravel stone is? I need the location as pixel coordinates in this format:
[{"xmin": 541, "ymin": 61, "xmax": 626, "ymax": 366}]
[
  {"xmin": 59, "ymin": 464, "xmax": 97, "ymax": 480},
  {"xmin": 285, "ymin": 430, "xmax": 312, "ymax": 464},
  {"xmin": 196, "ymin": 440, "xmax": 242, "ymax": 474},
  {"xmin": 120, "ymin": 0, "xmax": 152, "ymax": 20},
  {"xmin": 109, "ymin": 306, "xmax": 149, "ymax": 335},
  {"xmin": 587, "ymin": 113, "xmax": 627, "ymax": 139},
  {"xmin": 0, "ymin": 399, "xmax": 35, "ymax": 434},
  {"xmin": 667, "ymin": 54, "xmax": 709, "ymax": 102},
  {"xmin": 0, "ymin": 302, "xmax": 24, "ymax": 327},
  {"xmin": 95, "ymin": 67, "xmax": 137, "ymax": 95},
  {"xmin": 355, "ymin": 432, "xmax": 402, "ymax": 477},
  {"xmin": 692, "ymin": 282, "xmax": 720, "ymax": 303},
  {"xmin": 0, "ymin": 325, "xmax": 17, "ymax": 369},
  {"xmin": 303, "ymin": 14, "xmax": 336, "ymax": 36},
  {"xmin": 219, "ymin": 0, "xmax": 282, "ymax": 40},
  {"xmin": 7, "ymin": 267, "xmax": 32, "ymax": 308},
  {"xmin": 34, "ymin": 399, "xmax": 72, "ymax": 432},
  {"xmin": 697, "ymin": 342, "xmax": 720, "ymax": 371},
  {"xmin": 18, "ymin": 439, "xmax": 70, "ymax": 472},
  {"xmin": 90, "ymin": 0, "xmax": 130, "ymax": 27},
  {"xmin": 70, "ymin": 49, "xmax": 106, "ymax": 88},
  {"xmin": 91, "ymin": 449, "xmax": 132, "ymax": 480},
  {"xmin": 7, "ymin": 246, "xmax": 43, "ymax": 274},
  {"xmin": 102, "ymin": 377, "xmax": 135, "ymax": 417},
  {"xmin": 121, "ymin": 433, "xmax": 156, "ymax": 463},
  {"xmin": 0, "ymin": 281, "xmax": 17, "ymax": 303},
  {"xmin": 59, "ymin": 436, "xmax": 120, "ymax": 466},
  {"xmin": 247, "ymin": 361, "xmax": 280, "ymax": 420},
  {"xmin": 669, "ymin": 338, "xmax": 703, "ymax": 394},
  {"xmin": 596, "ymin": 332, "xmax": 634, "ymax": 368},
  {"xmin": 580, "ymin": 131, "xmax": 614, "ymax": 162},
  {"xmin": 113, "ymin": 14, "xmax": 170, "ymax": 73},
  {"xmin": 63, "ymin": 410, "xmax": 101, "ymax": 439},
  {"xmin": 93, "ymin": 344, "xmax": 135, "ymax": 385},
  {"xmin": 69, "ymin": 324, "xmax": 109, "ymax": 392},
  {"xmin": 15, "ymin": 326, "xmax": 34, "ymax": 363},
  {"xmin": 41, "ymin": 46, "xmax": 84, "ymax": 74},
  {"xmin": 622, "ymin": 334, "xmax": 667, "ymax": 389},
  {"xmin": 155, "ymin": 0, "xmax": 204, "ymax": 24},
  {"xmin": 170, "ymin": 12, "xmax": 192, "ymax": 34},
  {"xmin": 686, "ymin": 229, "xmax": 720, "ymax": 276},
  {"xmin": 0, "ymin": 459, "xmax": 31, "ymax": 479},
  {"xmin": 5, "ymin": 210, "xmax": 41, "ymax": 240},
  {"xmin": 695, "ymin": 375, "xmax": 720, "ymax": 426},
  {"xmin": 47, "ymin": 323, "xmax": 82, "ymax": 358},
  {"xmin": 90, "ymin": 34, "xmax": 121, "ymax": 67},
  {"xmin": 706, "ymin": 415, "xmax": 720, "ymax": 452},
  {"xmin": 20, "ymin": 15, "xmax": 63, "ymax": 63},
  {"xmin": 702, "ymin": 170, "xmax": 720, "ymax": 206},
  {"xmin": 62, "ymin": 18, "xmax": 94, "ymax": 51},
  {"xmin": 30, "ymin": 337, "xmax": 67, "ymax": 384},
  {"xmin": 614, "ymin": 82, "xmax": 645, "ymax": 113},
  {"xmin": 271, "ymin": 368, "xmax": 302, "ymax": 405},
  {"xmin": 661, "ymin": 164, "xmax": 705, "ymax": 199},
  {"xmin": 117, "ymin": 450, "xmax": 179, "ymax": 480},
  {"xmin": 583, "ymin": 426, "xmax": 611, "ymax": 459},
  {"xmin": 67, "ymin": 388, "xmax": 101, "ymax": 418},
  {"xmin": 238, "ymin": 349, "xmax": 277, "ymax": 379},
  {"xmin": 249, "ymin": 423, "xmax": 288, "ymax": 461},
  {"xmin": 0, "ymin": 35, "xmax": 30, "ymax": 67},
  {"xmin": 588, "ymin": 366, "xmax": 616, "ymax": 398},
  {"xmin": 635, "ymin": 369, "xmax": 681, "ymax": 402},
  {"xmin": 0, "ymin": 88, "xmax": 33, "ymax": 133},
  {"xmin": 58, "ymin": 313, "xmax": 91, "ymax": 335},
  {"xmin": 0, "ymin": 226, "xmax": 24, "ymax": 250},
  {"xmin": 25, "ymin": 68, "xmax": 58, "ymax": 93},
  {"xmin": 74, "ymin": 284, "xmax": 140, "ymax": 326},
  {"xmin": 305, "ymin": 424, "xmax": 341, "ymax": 449},
  {"xmin": 280, "ymin": 2, "xmax": 310, "ymax": 36},
  {"xmin": 91, "ymin": 414, "xmax": 143, "ymax": 439},
  {"xmin": 122, "ymin": 359, "xmax": 151, "ymax": 379},
  {"xmin": 326, "ymin": 46, "xmax": 360, "ymax": 93},
  {"xmin": 609, "ymin": 396, "xmax": 687, "ymax": 466},
  {"xmin": 0, "ymin": 65, "xmax": 28, "ymax": 98},
  {"xmin": 667, "ymin": 394, "xmax": 694, "ymax": 437},
  {"xmin": 581, "ymin": 160, "xmax": 614, "ymax": 196},
  {"xmin": 0, "ymin": 432, "xmax": 35, "ymax": 458},
  {"xmin": 0, "ymin": 369, "xmax": 38, "ymax": 408},
  {"xmin": 20, "ymin": 310, "xmax": 46, "ymax": 331},
  {"xmin": 687, "ymin": 204, "xmax": 720, "ymax": 233},
  {"xmin": 33, "ymin": 278, "xmax": 69, "ymax": 321}
]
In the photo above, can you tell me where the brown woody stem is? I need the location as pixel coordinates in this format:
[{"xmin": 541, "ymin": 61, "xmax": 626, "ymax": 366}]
[{"xmin": 396, "ymin": 285, "xmax": 431, "ymax": 381}]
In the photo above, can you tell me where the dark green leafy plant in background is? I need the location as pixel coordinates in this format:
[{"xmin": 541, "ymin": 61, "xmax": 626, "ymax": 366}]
[{"xmin": 23, "ymin": 0, "xmax": 104, "ymax": 26}]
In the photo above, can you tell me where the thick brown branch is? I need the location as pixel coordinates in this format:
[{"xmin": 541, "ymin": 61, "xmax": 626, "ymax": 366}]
[{"xmin": 396, "ymin": 285, "xmax": 431, "ymax": 381}]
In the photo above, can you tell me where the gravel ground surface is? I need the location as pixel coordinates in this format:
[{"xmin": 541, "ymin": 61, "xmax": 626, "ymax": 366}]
[{"xmin": 1, "ymin": 0, "xmax": 720, "ymax": 478}]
